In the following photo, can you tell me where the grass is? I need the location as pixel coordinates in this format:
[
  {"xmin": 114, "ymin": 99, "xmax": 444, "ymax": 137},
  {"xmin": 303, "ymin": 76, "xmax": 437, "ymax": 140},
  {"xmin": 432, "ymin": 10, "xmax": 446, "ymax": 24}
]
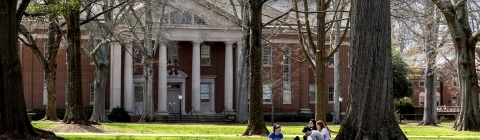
[{"xmin": 32, "ymin": 122, "xmax": 480, "ymax": 139}]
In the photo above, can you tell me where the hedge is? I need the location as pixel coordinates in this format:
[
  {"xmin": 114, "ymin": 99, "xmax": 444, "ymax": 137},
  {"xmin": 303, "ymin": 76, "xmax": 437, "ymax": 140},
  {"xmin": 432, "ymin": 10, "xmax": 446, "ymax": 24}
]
[
  {"xmin": 27, "ymin": 108, "xmax": 93, "ymax": 121},
  {"xmin": 264, "ymin": 112, "xmax": 333, "ymax": 122}
]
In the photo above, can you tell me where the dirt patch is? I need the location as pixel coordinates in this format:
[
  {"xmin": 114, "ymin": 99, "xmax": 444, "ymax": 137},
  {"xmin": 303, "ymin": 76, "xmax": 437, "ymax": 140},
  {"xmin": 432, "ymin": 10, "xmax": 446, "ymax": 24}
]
[{"xmin": 49, "ymin": 124, "xmax": 118, "ymax": 133}]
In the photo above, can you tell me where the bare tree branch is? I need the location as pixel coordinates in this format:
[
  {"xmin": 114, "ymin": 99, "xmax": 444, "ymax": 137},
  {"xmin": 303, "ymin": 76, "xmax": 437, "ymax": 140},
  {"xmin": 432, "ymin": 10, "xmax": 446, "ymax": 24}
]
[
  {"xmin": 80, "ymin": 0, "xmax": 129, "ymax": 25},
  {"xmin": 470, "ymin": 30, "xmax": 480, "ymax": 44},
  {"xmin": 18, "ymin": 24, "xmax": 48, "ymax": 70},
  {"xmin": 16, "ymin": 0, "xmax": 32, "ymax": 22},
  {"xmin": 454, "ymin": 0, "xmax": 467, "ymax": 10},
  {"xmin": 262, "ymin": 8, "xmax": 293, "ymax": 27},
  {"xmin": 326, "ymin": 17, "xmax": 349, "ymax": 60}
]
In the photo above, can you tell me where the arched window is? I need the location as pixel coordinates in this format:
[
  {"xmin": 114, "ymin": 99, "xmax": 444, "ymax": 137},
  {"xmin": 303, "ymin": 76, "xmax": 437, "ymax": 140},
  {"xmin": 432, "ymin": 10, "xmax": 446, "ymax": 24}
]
[{"xmin": 166, "ymin": 11, "xmax": 205, "ymax": 25}]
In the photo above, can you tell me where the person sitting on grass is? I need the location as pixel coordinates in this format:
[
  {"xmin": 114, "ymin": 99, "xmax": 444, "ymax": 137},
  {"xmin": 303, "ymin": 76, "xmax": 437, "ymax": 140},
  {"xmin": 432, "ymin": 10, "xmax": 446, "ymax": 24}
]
[
  {"xmin": 269, "ymin": 124, "xmax": 283, "ymax": 140},
  {"xmin": 316, "ymin": 120, "xmax": 333, "ymax": 140},
  {"xmin": 302, "ymin": 126, "xmax": 324, "ymax": 140}
]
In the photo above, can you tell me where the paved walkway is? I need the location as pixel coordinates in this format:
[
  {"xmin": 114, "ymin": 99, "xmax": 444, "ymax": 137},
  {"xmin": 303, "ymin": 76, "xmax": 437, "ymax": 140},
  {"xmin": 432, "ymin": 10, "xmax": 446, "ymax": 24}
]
[{"xmin": 55, "ymin": 133, "xmax": 480, "ymax": 138}]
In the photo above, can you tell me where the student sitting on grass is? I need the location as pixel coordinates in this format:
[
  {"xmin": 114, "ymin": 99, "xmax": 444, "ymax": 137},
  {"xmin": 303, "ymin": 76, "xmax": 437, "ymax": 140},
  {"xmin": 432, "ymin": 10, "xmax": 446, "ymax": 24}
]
[
  {"xmin": 302, "ymin": 126, "xmax": 324, "ymax": 140},
  {"xmin": 269, "ymin": 124, "xmax": 283, "ymax": 140}
]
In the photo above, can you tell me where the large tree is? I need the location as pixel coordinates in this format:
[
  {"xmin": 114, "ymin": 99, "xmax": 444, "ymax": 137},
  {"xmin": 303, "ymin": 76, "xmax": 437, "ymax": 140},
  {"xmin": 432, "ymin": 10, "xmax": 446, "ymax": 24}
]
[
  {"xmin": 0, "ymin": 0, "xmax": 56, "ymax": 139},
  {"xmin": 431, "ymin": 0, "xmax": 480, "ymax": 131},
  {"xmin": 335, "ymin": 0, "xmax": 407, "ymax": 139},
  {"xmin": 243, "ymin": 0, "xmax": 269, "ymax": 136}
]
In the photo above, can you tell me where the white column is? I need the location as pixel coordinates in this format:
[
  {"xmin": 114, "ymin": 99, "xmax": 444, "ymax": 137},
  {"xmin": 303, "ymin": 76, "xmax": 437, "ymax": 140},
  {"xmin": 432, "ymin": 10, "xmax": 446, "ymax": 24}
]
[
  {"xmin": 110, "ymin": 43, "xmax": 122, "ymax": 110},
  {"xmin": 224, "ymin": 41, "xmax": 235, "ymax": 112},
  {"xmin": 235, "ymin": 41, "xmax": 242, "ymax": 111},
  {"xmin": 191, "ymin": 41, "xmax": 202, "ymax": 114},
  {"xmin": 157, "ymin": 43, "xmax": 168, "ymax": 114},
  {"xmin": 181, "ymin": 82, "xmax": 186, "ymax": 114},
  {"xmin": 124, "ymin": 47, "xmax": 134, "ymax": 113}
]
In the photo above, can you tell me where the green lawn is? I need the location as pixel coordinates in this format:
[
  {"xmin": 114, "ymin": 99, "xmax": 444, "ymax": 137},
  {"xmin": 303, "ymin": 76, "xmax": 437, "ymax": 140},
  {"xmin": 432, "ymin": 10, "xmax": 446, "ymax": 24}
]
[{"xmin": 32, "ymin": 122, "xmax": 480, "ymax": 139}]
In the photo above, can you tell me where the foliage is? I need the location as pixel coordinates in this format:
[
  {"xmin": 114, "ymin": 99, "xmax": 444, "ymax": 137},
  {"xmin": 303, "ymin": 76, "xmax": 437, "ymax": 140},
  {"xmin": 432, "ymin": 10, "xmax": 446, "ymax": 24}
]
[
  {"xmin": 28, "ymin": 108, "xmax": 93, "ymax": 120},
  {"xmin": 392, "ymin": 48, "xmax": 414, "ymax": 99},
  {"xmin": 107, "ymin": 107, "xmax": 130, "ymax": 122},
  {"xmin": 26, "ymin": 0, "xmax": 82, "ymax": 16},
  {"xmin": 394, "ymin": 99, "xmax": 415, "ymax": 114},
  {"xmin": 264, "ymin": 113, "xmax": 333, "ymax": 122}
]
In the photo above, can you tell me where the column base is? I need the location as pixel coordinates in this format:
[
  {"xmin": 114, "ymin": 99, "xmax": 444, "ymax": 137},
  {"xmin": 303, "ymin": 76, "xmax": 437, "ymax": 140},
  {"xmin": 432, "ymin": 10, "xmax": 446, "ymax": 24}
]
[
  {"xmin": 300, "ymin": 108, "xmax": 312, "ymax": 113},
  {"xmin": 222, "ymin": 109, "xmax": 236, "ymax": 115},
  {"xmin": 155, "ymin": 110, "xmax": 169, "ymax": 115}
]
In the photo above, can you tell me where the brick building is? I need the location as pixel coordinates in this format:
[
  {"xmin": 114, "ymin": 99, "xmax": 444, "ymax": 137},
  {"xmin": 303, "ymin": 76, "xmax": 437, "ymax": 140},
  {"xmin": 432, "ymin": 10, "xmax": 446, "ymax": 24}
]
[{"xmin": 20, "ymin": 0, "xmax": 351, "ymax": 116}]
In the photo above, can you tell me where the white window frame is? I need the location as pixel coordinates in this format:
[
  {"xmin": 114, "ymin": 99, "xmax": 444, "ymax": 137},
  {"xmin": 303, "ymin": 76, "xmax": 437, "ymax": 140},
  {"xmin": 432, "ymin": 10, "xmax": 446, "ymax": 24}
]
[
  {"xmin": 309, "ymin": 84, "xmax": 315, "ymax": 104},
  {"xmin": 419, "ymin": 81, "xmax": 425, "ymax": 87},
  {"xmin": 133, "ymin": 48, "xmax": 143, "ymax": 65},
  {"xmin": 134, "ymin": 82, "xmax": 143, "ymax": 103},
  {"xmin": 328, "ymin": 57, "xmax": 334, "ymax": 68},
  {"xmin": 283, "ymin": 47, "xmax": 292, "ymax": 104},
  {"xmin": 262, "ymin": 46, "xmax": 272, "ymax": 67},
  {"xmin": 328, "ymin": 84, "xmax": 334, "ymax": 103},
  {"xmin": 166, "ymin": 11, "xmax": 206, "ymax": 25},
  {"xmin": 167, "ymin": 43, "xmax": 179, "ymax": 66},
  {"xmin": 436, "ymin": 81, "xmax": 440, "ymax": 88},
  {"xmin": 200, "ymin": 44, "xmax": 211, "ymax": 66},
  {"xmin": 90, "ymin": 83, "xmax": 95, "ymax": 105},
  {"xmin": 263, "ymin": 84, "xmax": 272, "ymax": 104},
  {"xmin": 200, "ymin": 83, "xmax": 211, "ymax": 102}
]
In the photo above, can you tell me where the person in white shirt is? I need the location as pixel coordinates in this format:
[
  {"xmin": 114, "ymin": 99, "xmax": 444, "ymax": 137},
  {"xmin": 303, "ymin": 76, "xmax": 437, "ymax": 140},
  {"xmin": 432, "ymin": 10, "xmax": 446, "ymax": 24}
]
[
  {"xmin": 316, "ymin": 120, "xmax": 333, "ymax": 140},
  {"xmin": 302, "ymin": 126, "xmax": 324, "ymax": 140}
]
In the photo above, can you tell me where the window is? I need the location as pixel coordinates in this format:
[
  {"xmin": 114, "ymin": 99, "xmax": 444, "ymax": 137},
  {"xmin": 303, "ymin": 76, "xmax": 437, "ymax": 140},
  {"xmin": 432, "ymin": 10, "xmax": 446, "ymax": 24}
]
[
  {"xmin": 167, "ymin": 43, "xmax": 179, "ymax": 66},
  {"xmin": 436, "ymin": 81, "xmax": 440, "ymax": 88},
  {"xmin": 419, "ymin": 96, "xmax": 425, "ymax": 107},
  {"xmin": 200, "ymin": 84, "xmax": 210, "ymax": 102},
  {"xmin": 419, "ymin": 81, "xmax": 425, "ymax": 87},
  {"xmin": 200, "ymin": 44, "xmax": 211, "ymax": 65},
  {"xmin": 283, "ymin": 47, "xmax": 291, "ymax": 91},
  {"xmin": 309, "ymin": 84, "xmax": 315, "ymax": 103},
  {"xmin": 90, "ymin": 83, "xmax": 95, "ymax": 104},
  {"xmin": 328, "ymin": 57, "xmax": 334, "ymax": 68},
  {"xmin": 262, "ymin": 46, "xmax": 272, "ymax": 66},
  {"xmin": 65, "ymin": 83, "xmax": 68, "ymax": 104},
  {"xmin": 263, "ymin": 85, "xmax": 272, "ymax": 103},
  {"xmin": 134, "ymin": 82, "xmax": 143, "ymax": 102},
  {"xmin": 166, "ymin": 11, "xmax": 206, "ymax": 25},
  {"xmin": 89, "ymin": 42, "xmax": 95, "ymax": 65},
  {"xmin": 451, "ymin": 96, "xmax": 458, "ymax": 106},
  {"xmin": 328, "ymin": 84, "xmax": 334, "ymax": 102},
  {"xmin": 44, "ymin": 43, "xmax": 49, "ymax": 59},
  {"xmin": 133, "ymin": 48, "xmax": 143, "ymax": 65},
  {"xmin": 452, "ymin": 81, "xmax": 458, "ymax": 87}
]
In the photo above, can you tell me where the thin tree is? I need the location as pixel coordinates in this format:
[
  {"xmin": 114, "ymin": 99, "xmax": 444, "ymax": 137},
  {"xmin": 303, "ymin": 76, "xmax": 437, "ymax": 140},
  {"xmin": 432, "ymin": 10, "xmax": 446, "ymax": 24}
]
[
  {"xmin": 293, "ymin": 0, "xmax": 350, "ymax": 121},
  {"xmin": 0, "ymin": 0, "xmax": 57, "ymax": 139},
  {"xmin": 335, "ymin": 0, "xmax": 407, "ymax": 139},
  {"xmin": 431, "ymin": 0, "xmax": 480, "ymax": 131}
]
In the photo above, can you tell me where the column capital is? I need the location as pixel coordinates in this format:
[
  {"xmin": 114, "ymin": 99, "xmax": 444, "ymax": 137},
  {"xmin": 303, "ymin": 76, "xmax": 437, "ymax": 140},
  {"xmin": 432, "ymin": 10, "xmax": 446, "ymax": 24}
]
[
  {"xmin": 224, "ymin": 41, "xmax": 236, "ymax": 46},
  {"xmin": 192, "ymin": 40, "xmax": 203, "ymax": 45}
]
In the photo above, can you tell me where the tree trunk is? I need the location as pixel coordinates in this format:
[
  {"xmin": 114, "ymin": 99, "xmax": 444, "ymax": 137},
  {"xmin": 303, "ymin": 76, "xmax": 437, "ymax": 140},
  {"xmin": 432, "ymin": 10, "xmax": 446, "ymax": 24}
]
[
  {"xmin": 243, "ymin": 0, "xmax": 269, "ymax": 136},
  {"xmin": 336, "ymin": 0, "xmax": 407, "ymax": 139},
  {"xmin": 139, "ymin": 0, "xmax": 156, "ymax": 122},
  {"xmin": 236, "ymin": 0, "xmax": 250, "ymax": 124},
  {"xmin": 430, "ymin": 0, "xmax": 480, "ymax": 131},
  {"xmin": 63, "ymin": 6, "xmax": 90, "ymax": 125},
  {"xmin": 314, "ymin": 0, "xmax": 327, "ymax": 122},
  {"xmin": 332, "ymin": 0, "xmax": 343, "ymax": 124},
  {"xmin": 0, "ymin": 1, "xmax": 56, "ymax": 139},
  {"xmin": 90, "ymin": 44, "xmax": 110, "ymax": 123},
  {"xmin": 140, "ymin": 60, "xmax": 155, "ymax": 122},
  {"xmin": 419, "ymin": 0, "xmax": 439, "ymax": 126},
  {"xmin": 44, "ymin": 15, "xmax": 60, "ymax": 121}
]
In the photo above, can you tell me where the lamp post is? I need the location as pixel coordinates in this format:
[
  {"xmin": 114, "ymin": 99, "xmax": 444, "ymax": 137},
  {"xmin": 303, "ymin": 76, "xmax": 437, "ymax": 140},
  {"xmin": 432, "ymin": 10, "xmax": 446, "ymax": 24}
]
[
  {"xmin": 339, "ymin": 97, "xmax": 343, "ymax": 121},
  {"xmin": 399, "ymin": 98, "xmax": 403, "ymax": 123},
  {"xmin": 178, "ymin": 93, "xmax": 182, "ymax": 123}
]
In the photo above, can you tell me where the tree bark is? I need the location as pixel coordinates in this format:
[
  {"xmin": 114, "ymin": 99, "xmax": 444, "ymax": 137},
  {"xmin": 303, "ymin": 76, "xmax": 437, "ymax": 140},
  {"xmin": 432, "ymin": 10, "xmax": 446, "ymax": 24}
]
[
  {"xmin": 243, "ymin": 0, "xmax": 269, "ymax": 136},
  {"xmin": 314, "ymin": 0, "xmax": 327, "ymax": 122},
  {"xmin": 332, "ymin": 0, "xmax": 344, "ymax": 124},
  {"xmin": 90, "ymin": 41, "xmax": 110, "ymax": 123},
  {"xmin": 430, "ymin": 0, "xmax": 480, "ymax": 131},
  {"xmin": 419, "ymin": 0, "xmax": 439, "ymax": 126},
  {"xmin": 139, "ymin": 0, "xmax": 156, "ymax": 122},
  {"xmin": 0, "ymin": 0, "xmax": 56, "ymax": 139},
  {"xmin": 62, "ymin": 3, "xmax": 90, "ymax": 125},
  {"xmin": 335, "ymin": 0, "xmax": 407, "ymax": 139},
  {"xmin": 236, "ymin": 0, "xmax": 250, "ymax": 124},
  {"xmin": 44, "ymin": 15, "xmax": 61, "ymax": 121}
]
